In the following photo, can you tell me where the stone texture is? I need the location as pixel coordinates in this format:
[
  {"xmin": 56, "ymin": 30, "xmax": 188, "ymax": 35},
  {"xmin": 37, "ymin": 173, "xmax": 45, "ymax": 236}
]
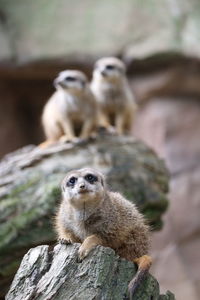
[{"xmin": 6, "ymin": 244, "xmax": 175, "ymax": 300}]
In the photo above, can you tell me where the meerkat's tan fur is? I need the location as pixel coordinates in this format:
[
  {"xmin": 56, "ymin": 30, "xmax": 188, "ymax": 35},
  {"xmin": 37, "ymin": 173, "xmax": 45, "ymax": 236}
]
[
  {"xmin": 91, "ymin": 57, "xmax": 137, "ymax": 134},
  {"xmin": 41, "ymin": 70, "xmax": 97, "ymax": 147},
  {"xmin": 55, "ymin": 167, "xmax": 152, "ymax": 296}
]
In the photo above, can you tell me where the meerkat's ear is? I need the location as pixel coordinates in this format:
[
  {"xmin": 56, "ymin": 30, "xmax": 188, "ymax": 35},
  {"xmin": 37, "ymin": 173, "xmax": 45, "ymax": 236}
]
[{"xmin": 58, "ymin": 71, "xmax": 65, "ymax": 76}]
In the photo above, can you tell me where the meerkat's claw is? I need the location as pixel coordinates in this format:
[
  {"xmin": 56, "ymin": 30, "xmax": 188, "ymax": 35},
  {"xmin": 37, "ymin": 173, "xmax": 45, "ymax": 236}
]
[
  {"xmin": 59, "ymin": 135, "xmax": 73, "ymax": 143},
  {"xmin": 78, "ymin": 245, "xmax": 90, "ymax": 261},
  {"xmin": 58, "ymin": 238, "xmax": 72, "ymax": 245},
  {"xmin": 59, "ymin": 135, "xmax": 83, "ymax": 144},
  {"xmin": 76, "ymin": 256, "xmax": 83, "ymax": 263}
]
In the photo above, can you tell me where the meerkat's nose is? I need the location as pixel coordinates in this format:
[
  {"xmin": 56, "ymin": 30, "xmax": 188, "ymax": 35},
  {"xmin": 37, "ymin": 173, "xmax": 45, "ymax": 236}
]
[
  {"xmin": 79, "ymin": 183, "xmax": 86, "ymax": 189},
  {"xmin": 101, "ymin": 70, "xmax": 107, "ymax": 77}
]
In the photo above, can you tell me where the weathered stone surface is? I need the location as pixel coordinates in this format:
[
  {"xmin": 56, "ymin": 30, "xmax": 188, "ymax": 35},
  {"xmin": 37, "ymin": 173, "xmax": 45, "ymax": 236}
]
[
  {"xmin": 6, "ymin": 244, "xmax": 175, "ymax": 300},
  {"xmin": 0, "ymin": 135, "xmax": 169, "ymax": 298}
]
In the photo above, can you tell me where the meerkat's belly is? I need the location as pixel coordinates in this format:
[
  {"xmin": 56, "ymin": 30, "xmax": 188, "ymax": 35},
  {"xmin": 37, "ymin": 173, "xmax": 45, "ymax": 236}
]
[
  {"xmin": 70, "ymin": 220, "xmax": 86, "ymax": 241},
  {"xmin": 98, "ymin": 89, "xmax": 127, "ymax": 112}
]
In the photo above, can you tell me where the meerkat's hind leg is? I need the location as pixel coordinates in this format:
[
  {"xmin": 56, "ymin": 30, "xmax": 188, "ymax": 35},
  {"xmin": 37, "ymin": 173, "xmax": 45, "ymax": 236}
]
[
  {"xmin": 39, "ymin": 140, "xmax": 58, "ymax": 148},
  {"xmin": 39, "ymin": 121, "xmax": 63, "ymax": 148},
  {"xmin": 79, "ymin": 119, "xmax": 96, "ymax": 140},
  {"xmin": 97, "ymin": 113, "xmax": 117, "ymax": 135},
  {"xmin": 115, "ymin": 113, "xmax": 126, "ymax": 135},
  {"xmin": 124, "ymin": 113, "xmax": 134, "ymax": 134},
  {"xmin": 97, "ymin": 111, "xmax": 115, "ymax": 133},
  {"xmin": 128, "ymin": 255, "xmax": 152, "ymax": 299},
  {"xmin": 124, "ymin": 108, "xmax": 136, "ymax": 133},
  {"xmin": 59, "ymin": 119, "xmax": 77, "ymax": 143}
]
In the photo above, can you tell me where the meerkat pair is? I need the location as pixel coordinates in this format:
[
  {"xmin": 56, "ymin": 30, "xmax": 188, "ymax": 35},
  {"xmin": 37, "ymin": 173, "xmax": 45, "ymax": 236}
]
[
  {"xmin": 55, "ymin": 168, "xmax": 152, "ymax": 298},
  {"xmin": 40, "ymin": 57, "xmax": 137, "ymax": 147}
]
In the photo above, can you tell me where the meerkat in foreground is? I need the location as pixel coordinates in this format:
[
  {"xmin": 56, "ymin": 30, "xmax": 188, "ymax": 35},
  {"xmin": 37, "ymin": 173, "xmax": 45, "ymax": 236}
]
[
  {"xmin": 40, "ymin": 70, "xmax": 97, "ymax": 148},
  {"xmin": 91, "ymin": 57, "xmax": 137, "ymax": 134},
  {"xmin": 55, "ymin": 168, "xmax": 152, "ymax": 297}
]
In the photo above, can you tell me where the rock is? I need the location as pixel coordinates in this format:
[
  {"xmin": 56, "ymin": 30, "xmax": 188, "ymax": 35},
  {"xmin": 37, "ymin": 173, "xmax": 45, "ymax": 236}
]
[
  {"xmin": 5, "ymin": 244, "xmax": 175, "ymax": 300},
  {"xmin": 0, "ymin": 135, "xmax": 169, "ymax": 298}
]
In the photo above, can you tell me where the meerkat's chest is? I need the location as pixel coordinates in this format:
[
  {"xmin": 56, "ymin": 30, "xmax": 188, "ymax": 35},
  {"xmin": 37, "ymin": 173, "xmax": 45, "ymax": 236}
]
[
  {"xmin": 67, "ymin": 212, "xmax": 88, "ymax": 240},
  {"xmin": 99, "ymin": 86, "xmax": 126, "ymax": 109},
  {"xmin": 68, "ymin": 211, "xmax": 102, "ymax": 240},
  {"xmin": 57, "ymin": 94, "xmax": 80, "ymax": 113},
  {"xmin": 60, "ymin": 94, "xmax": 92, "ymax": 120}
]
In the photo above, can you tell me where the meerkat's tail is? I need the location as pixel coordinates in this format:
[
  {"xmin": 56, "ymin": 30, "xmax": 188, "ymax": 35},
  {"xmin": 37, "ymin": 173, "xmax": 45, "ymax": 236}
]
[{"xmin": 128, "ymin": 255, "xmax": 152, "ymax": 299}]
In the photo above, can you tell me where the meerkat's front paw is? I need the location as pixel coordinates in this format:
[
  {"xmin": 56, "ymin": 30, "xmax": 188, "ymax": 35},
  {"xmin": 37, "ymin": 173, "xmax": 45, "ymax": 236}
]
[
  {"xmin": 39, "ymin": 140, "xmax": 56, "ymax": 148},
  {"xmin": 78, "ymin": 245, "xmax": 91, "ymax": 261},
  {"xmin": 98, "ymin": 126, "xmax": 117, "ymax": 135},
  {"xmin": 59, "ymin": 135, "xmax": 73, "ymax": 143},
  {"xmin": 107, "ymin": 126, "xmax": 117, "ymax": 135},
  {"xmin": 58, "ymin": 238, "xmax": 72, "ymax": 245},
  {"xmin": 59, "ymin": 135, "xmax": 81, "ymax": 144}
]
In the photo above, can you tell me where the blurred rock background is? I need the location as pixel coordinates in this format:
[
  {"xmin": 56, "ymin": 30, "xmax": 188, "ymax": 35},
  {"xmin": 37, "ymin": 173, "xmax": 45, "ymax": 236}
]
[{"xmin": 0, "ymin": 1, "xmax": 200, "ymax": 299}]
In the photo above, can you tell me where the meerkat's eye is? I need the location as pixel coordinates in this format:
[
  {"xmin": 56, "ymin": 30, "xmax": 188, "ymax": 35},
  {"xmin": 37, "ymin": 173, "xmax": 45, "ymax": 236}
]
[
  {"xmin": 85, "ymin": 174, "xmax": 98, "ymax": 183},
  {"xmin": 105, "ymin": 65, "xmax": 115, "ymax": 70},
  {"xmin": 65, "ymin": 76, "xmax": 76, "ymax": 82},
  {"xmin": 67, "ymin": 176, "xmax": 77, "ymax": 186}
]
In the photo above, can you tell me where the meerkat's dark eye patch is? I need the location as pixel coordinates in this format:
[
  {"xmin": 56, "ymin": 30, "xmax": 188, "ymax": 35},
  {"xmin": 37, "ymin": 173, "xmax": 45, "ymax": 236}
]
[
  {"xmin": 85, "ymin": 174, "xmax": 98, "ymax": 183},
  {"xmin": 105, "ymin": 65, "xmax": 115, "ymax": 70},
  {"xmin": 67, "ymin": 176, "xmax": 77, "ymax": 186},
  {"xmin": 65, "ymin": 76, "xmax": 76, "ymax": 82}
]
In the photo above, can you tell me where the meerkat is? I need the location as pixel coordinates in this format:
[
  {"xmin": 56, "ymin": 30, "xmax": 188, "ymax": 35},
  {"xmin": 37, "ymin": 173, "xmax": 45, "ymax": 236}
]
[
  {"xmin": 91, "ymin": 57, "xmax": 137, "ymax": 135},
  {"xmin": 40, "ymin": 70, "xmax": 97, "ymax": 148},
  {"xmin": 55, "ymin": 167, "xmax": 152, "ymax": 297}
]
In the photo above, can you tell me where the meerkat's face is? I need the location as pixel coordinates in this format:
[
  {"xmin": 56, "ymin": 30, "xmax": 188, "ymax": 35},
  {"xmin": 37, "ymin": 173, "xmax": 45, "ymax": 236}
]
[
  {"xmin": 93, "ymin": 57, "xmax": 126, "ymax": 83},
  {"xmin": 54, "ymin": 70, "xmax": 88, "ymax": 93},
  {"xmin": 62, "ymin": 168, "xmax": 106, "ymax": 208}
]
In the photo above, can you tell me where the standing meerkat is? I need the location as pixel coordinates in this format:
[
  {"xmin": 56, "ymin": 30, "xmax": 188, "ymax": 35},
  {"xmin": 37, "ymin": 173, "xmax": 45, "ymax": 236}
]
[
  {"xmin": 91, "ymin": 57, "xmax": 137, "ymax": 134},
  {"xmin": 40, "ymin": 70, "xmax": 97, "ymax": 148},
  {"xmin": 55, "ymin": 167, "xmax": 152, "ymax": 297}
]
